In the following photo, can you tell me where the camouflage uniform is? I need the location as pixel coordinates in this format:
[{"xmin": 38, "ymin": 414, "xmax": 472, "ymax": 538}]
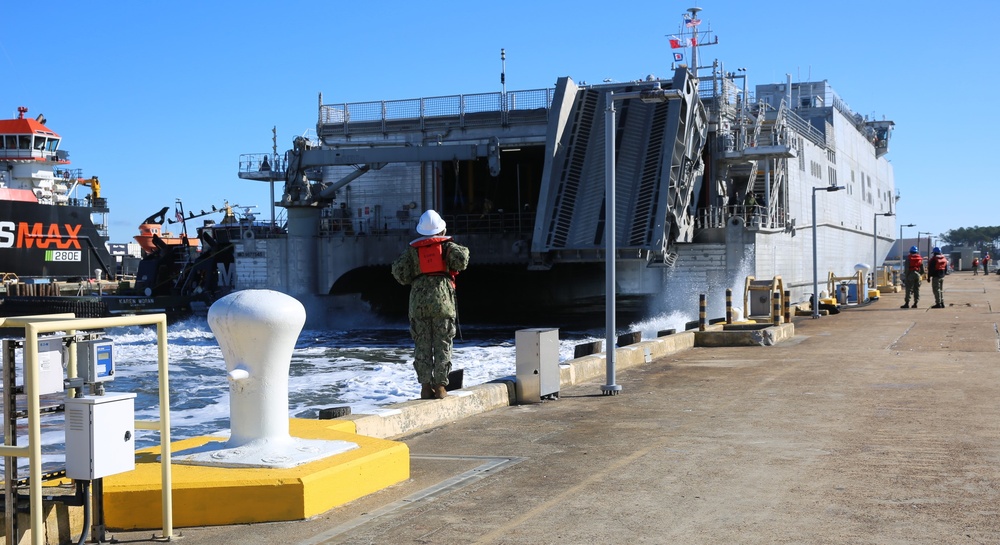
[
  {"xmin": 902, "ymin": 258, "xmax": 924, "ymax": 308},
  {"xmin": 391, "ymin": 238, "xmax": 470, "ymax": 386}
]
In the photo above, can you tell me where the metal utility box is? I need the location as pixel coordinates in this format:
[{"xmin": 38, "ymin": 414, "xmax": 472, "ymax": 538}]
[
  {"xmin": 515, "ymin": 328, "xmax": 560, "ymax": 403},
  {"xmin": 76, "ymin": 339, "xmax": 115, "ymax": 383},
  {"xmin": 65, "ymin": 392, "xmax": 136, "ymax": 480}
]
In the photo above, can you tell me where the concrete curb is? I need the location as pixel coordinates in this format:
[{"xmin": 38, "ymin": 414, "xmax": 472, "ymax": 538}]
[{"xmin": 345, "ymin": 331, "xmax": 698, "ymax": 440}]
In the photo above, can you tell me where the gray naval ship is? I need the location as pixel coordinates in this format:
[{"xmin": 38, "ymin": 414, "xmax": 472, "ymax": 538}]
[{"xmin": 234, "ymin": 9, "xmax": 895, "ymax": 326}]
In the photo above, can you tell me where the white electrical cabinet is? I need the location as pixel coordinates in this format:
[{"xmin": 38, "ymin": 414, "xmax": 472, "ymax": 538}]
[
  {"xmin": 65, "ymin": 392, "xmax": 136, "ymax": 480},
  {"xmin": 515, "ymin": 328, "xmax": 560, "ymax": 403}
]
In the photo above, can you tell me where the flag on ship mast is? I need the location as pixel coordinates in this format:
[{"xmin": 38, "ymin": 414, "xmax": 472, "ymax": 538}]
[
  {"xmin": 175, "ymin": 207, "xmax": 183, "ymax": 223},
  {"xmin": 684, "ymin": 15, "xmax": 701, "ymax": 27},
  {"xmin": 673, "ymin": 52, "xmax": 683, "ymax": 61},
  {"xmin": 669, "ymin": 36, "xmax": 697, "ymax": 49}
]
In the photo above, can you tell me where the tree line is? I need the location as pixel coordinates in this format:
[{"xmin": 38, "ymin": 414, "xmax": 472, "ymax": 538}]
[{"xmin": 939, "ymin": 226, "xmax": 1000, "ymax": 254}]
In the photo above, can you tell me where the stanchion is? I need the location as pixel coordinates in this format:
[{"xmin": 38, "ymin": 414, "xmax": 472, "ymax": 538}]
[
  {"xmin": 725, "ymin": 288, "xmax": 733, "ymax": 324},
  {"xmin": 699, "ymin": 294, "xmax": 707, "ymax": 332},
  {"xmin": 773, "ymin": 292, "xmax": 781, "ymax": 325},
  {"xmin": 783, "ymin": 290, "xmax": 791, "ymax": 323}
]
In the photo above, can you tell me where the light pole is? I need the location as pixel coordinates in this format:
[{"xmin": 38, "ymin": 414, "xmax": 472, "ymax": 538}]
[
  {"xmin": 812, "ymin": 185, "xmax": 845, "ymax": 318},
  {"xmin": 603, "ymin": 85, "xmax": 681, "ymax": 395},
  {"xmin": 873, "ymin": 212, "xmax": 894, "ymax": 287},
  {"xmin": 898, "ymin": 223, "xmax": 915, "ymax": 260},
  {"xmin": 918, "ymin": 231, "xmax": 932, "ymax": 257}
]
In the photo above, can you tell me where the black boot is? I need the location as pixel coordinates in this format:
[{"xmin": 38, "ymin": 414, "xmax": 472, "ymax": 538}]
[{"xmin": 900, "ymin": 303, "xmax": 909, "ymax": 308}]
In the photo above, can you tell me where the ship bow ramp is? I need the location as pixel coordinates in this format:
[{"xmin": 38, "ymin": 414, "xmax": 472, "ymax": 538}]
[{"xmin": 531, "ymin": 68, "xmax": 708, "ymax": 268}]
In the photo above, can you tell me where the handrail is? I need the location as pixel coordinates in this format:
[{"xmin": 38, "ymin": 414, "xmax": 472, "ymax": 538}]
[{"xmin": 1, "ymin": 313, "xmax": 174, "ymax": 545}]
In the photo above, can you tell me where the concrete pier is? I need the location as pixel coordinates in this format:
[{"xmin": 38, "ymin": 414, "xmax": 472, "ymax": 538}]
[{"xmin": 107, "ymin": 271, "xmax": 1000, "ymax": 544}]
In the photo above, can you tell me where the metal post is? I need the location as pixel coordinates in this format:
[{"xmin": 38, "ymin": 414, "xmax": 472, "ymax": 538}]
[
  {"xmin": 773, "ymin": 292, "xmax": 781, "ymax": 325},
  {"xmin": 725, "ymin": 288, "xmax": 733, "ymax": 324},
  {"xmin": 783, "ymin": 290, "xmax": 791, "ymax": 323},
  {"xmin": 874, "ymin": 212, "xmax": 893, "ymax": 288},
  {"xmin": 602, "ymin": 92, "xmax": 621, "ymax": 396},
  {"xmin": 812, "ymin": 189, "xmax": 819, "ymax": 319},
  {"xmin": 813, "ymin": 186, "xmax": 845, "ymax": 318},
  {"xmin": 699, "ymin": 294, "xmax": 707, "ymax": 331}
]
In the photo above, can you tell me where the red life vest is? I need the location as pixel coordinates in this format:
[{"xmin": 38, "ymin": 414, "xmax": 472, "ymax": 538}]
[
  {"xmin": 931, "ymin": 254, "xmax": 948, "ymax": 272},
  {"xmin": 410, "ymin": 236, "xmax": 457, "ymax": 285},
  {"xmin": 907, "ymin": 253, "xmax": 923, "ymax": 271}
]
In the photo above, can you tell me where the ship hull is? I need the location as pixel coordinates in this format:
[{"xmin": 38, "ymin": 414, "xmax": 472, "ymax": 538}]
[{"xmin": 0, "ymin": 200, "xmax": 114, "ymax": 280}]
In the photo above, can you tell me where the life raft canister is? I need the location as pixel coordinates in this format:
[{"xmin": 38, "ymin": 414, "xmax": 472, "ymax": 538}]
[
  {"xmin": 907, "ymin": 253, "xmax": 923, "ymax": 271},
  {"xmin": 410, "ymin": 236, "xmax": 456, "ymax": 285}
]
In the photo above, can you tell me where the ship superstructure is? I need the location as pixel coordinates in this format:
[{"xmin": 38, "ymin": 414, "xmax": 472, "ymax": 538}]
[
  {"xmin": 235, "ymin": 9, "xmax": 895, "ymax": 325},
  {"xmin": 0, "ymin": 106, "xmax": 114, "ymax": 281}
]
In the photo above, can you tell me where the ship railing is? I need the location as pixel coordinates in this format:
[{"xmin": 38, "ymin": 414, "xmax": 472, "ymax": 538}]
[
  {"xmin": 320, "ymin": 211, "xmax": 535, "ymax": 237},
  {"xmin": 695, "ymin": 205, "xmax": 789, "ymax": 230},
  {"xmin": 238, "ymin": 153, "xmax": 287, "ymax": 178},
  {"xmin": 784, "ymin": 109, "xmax": 826, "ymax": 148},
  {"xmin": 445, "ymin": 212, "xmax": 535, "ymax": 235},
  {"xmin": 319, "ymin": 88, "xmax": 554, "ymax": 136}
]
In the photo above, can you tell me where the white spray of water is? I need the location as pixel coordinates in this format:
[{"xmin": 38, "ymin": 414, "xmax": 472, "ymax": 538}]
[{"xmin": 630, "ymin": 245, "xmax": 756, "ymax": 335}]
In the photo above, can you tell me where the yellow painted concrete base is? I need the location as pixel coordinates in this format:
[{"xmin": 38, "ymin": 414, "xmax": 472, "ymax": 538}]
[{"xmin": 102, "ymin": 418, "xmax": 409, "ymax": 530}]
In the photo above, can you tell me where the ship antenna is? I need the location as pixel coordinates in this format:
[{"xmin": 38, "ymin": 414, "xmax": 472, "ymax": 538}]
[
  {"xmin": 687, "ymin": 7, "xmax": 702, "ymax": 74},
  {"xmin": 500, "ymin": 48, "xmax": 507, "ymax": 119}
]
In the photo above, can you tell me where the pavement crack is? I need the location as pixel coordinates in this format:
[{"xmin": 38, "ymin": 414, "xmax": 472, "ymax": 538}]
[
  {"xmin": 296, "ymin": 455, "xmax": 523, "ymax": 545},
  {"xmin": 887, "ymin": 322, "xmax": 917, "ymax": 351}
]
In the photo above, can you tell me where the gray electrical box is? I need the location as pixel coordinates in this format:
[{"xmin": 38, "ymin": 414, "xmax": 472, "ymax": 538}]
[
  {"xmin": 65, "ymin": 392, "xmax": 136, "ymax": 480},
  {"xmin": 76, "ymin": 339, "xmax": 115, "ymax": 383},
  {"xmin": 515, "ymin": 328, "xmax": 560, "ymax": 403}
]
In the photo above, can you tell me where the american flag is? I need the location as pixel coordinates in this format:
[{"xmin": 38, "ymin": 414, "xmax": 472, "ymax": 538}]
[
  {"xmin": 684, "ymin": 16, "xmax": 701, "ymax": 27},
  {"xmin": 175, "ymin": 208, "xmax": 184, "ymax": 223}
]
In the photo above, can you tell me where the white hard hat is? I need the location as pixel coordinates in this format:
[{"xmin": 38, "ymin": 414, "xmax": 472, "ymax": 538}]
[{"xmin": 416, "ymin": 209, "xmax": 446, "ymax": 235}]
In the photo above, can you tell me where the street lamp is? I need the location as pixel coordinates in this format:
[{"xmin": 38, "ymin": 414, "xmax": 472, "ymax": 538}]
[
  {"xmin": 873, "ymin": 212, "xmax": 894, "ymax": 288},
  {"xmin": 898, "ymin": 223, "xmax": 915, "ymax": 260},
  {"xmin": 918, "ymin": 231, "xmax": 932, "ymax": 257},
  {"xmin": 812, "ymin": 185, "xmax": 845, "ymax": 318},
  {"xmin": 602, "ymin": 85, "xmax": 681, "ymax": 395}
]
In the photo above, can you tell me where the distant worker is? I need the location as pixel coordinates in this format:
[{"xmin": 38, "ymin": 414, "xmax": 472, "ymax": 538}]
[
  {"xmin": 391, "ymin": 210, "xmax": 470, "ymax": 400},
  {"xmin": 260, "ymin": 155, "xmax": 271, "ymax": 171},
  {"xmin": 927, "ymin": 247, "xmax": 948, "ymax": 308},
  {"xmin": 972, "ymin": 257, "xmax": 980, "ymax": 275},
  {"xmin": 984, "ymin": 253, "xmax": 991, "ymax": 274},
  {"xmin": 901, "ymin": 245, "xmax": 924, "ymax": 309}
]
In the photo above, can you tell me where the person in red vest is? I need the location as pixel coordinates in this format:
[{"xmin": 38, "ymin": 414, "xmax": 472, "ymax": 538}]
[
  {"xmin": 972, "ymin": 256, "xmax": 980, "ymax": 275},
  {"xmin": 391, "ymin": 210, "xmax": 470, "ymax": 400},
  {"xmin": 927, "ymin": 247, "xmax": 949, "ymax": 308},
  {"xmin": 984, "ymin": 253, "xmax": 991, "ymax": 274},
  {"xmin": 901, "ymin": 246, "xmax": 925, "ymax": 309}
]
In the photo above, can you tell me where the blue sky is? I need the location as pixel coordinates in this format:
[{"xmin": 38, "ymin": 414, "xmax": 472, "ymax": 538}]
[{"xmin": 2, "ymin": 1, "xmax": 996, "ymax": 247}]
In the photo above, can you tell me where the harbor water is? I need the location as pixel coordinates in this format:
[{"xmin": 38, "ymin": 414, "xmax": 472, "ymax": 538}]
[{"xmin": 1, "ymin": 309, "xmax": 701, "ymax": 472}]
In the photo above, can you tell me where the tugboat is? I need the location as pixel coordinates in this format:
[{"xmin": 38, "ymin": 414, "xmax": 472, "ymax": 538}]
[{"xmin": 0, "ymin": 106, "xmax": 236, "ymax": 319}]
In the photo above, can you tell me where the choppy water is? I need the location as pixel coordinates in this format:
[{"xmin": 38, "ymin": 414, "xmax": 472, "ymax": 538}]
[{"xmin": 1, "ymin": 309, "xmax": 701, "ymax": 472}]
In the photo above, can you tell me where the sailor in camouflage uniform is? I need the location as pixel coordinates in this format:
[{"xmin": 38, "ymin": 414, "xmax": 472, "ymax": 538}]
[{"xmin": 391, "ymin": 210, "xmax": 470, "ymax": 399}]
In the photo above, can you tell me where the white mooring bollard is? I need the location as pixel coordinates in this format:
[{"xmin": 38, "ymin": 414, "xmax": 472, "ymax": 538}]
[{"xmin": 172, "ymin": 290, "xmax": 358, "ymax": 468}]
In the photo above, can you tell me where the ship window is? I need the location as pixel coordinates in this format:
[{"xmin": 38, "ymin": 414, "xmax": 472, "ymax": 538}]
[
  {"xmin": 0, "ymin": 136, "xmax": 4, "ymax": 149},
  {"xmin": 4, "ymin": 136, "xmax": 14, "ymax": 149},
  {"xmin": 18, "ymin": 135, "xmax": 31, "ymax": 149},
  {"xmin": 45, "ymin": 138, "xmax": 58, "ymax": 151}
]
